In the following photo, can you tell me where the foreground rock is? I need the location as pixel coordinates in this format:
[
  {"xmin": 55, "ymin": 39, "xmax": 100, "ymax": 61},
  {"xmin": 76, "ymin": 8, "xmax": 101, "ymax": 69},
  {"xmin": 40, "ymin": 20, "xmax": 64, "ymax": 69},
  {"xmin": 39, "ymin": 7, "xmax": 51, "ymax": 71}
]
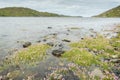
[
  {"xmin": 47, "ymin": 42, "xmax": 70, "ymax": 57},
  {"xmin": 52, "ymin": 49, "xmax": 65, "ymax": 57},
  {"xmin": 23, "ymin": 42, "xmax": 31, "ymax": 48}
]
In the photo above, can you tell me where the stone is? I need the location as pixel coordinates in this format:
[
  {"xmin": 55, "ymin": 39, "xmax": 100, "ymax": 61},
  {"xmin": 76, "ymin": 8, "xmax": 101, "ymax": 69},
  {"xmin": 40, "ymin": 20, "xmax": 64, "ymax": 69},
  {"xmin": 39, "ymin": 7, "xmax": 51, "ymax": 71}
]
[
  {"xmin": 52, "ymin": 49, "xmax": 65, "ymax": 57},
  {"xmin": 90, "ymin": 68, "xmax": 104, "ymax": 79},
  {"xmin": 48, "ymin": 27, "xmax": 52, "ymax": 29},
  {"xmin": 37, "ymin": 40, "xmax": 41, "ymax": 43},
  {"xmin": 47, "ymin": 42, "xmax": 54, "ymax": 46},
  {"xmin": 43, "ymin": 39, "xmax": 47, "ymax": 42},
  {"xmin": 62, "ymin": 39, "xmax": 71, "ymax": 42},
  {"xmin": 81, "ymin": 38, "xmax": 84, "ymax": 40},
  {"xmin": 23, "ymin": 42, "xmax": 31, "ymax": 48},
  {"xmin": 110, "ymin": 59, "xmax": 120, "ymax": 63}
]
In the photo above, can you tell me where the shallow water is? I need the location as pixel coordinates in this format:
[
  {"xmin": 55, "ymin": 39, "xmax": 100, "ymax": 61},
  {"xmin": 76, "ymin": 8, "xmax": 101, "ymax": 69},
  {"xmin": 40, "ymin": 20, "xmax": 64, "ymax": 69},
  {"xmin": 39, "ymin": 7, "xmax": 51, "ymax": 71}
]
[{"xmin": 0, "ymin": 17, "xmax": 120, "ymax": 58}]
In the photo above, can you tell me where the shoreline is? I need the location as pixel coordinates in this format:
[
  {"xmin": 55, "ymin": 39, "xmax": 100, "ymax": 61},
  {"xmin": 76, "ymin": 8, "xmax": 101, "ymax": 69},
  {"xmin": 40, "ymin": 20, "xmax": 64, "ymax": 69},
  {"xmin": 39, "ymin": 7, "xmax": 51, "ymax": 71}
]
[{"xmin": 0, "ymin": 25, "xmax": 120, "ymax": 79}]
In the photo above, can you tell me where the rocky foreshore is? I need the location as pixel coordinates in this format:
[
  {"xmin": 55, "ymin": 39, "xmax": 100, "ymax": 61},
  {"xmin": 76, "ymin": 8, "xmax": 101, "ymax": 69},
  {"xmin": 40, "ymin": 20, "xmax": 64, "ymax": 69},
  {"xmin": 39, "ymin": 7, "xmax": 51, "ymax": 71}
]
[{"xmin": 0, "ymin": 25, "xmax": 120, "ymax": 80}]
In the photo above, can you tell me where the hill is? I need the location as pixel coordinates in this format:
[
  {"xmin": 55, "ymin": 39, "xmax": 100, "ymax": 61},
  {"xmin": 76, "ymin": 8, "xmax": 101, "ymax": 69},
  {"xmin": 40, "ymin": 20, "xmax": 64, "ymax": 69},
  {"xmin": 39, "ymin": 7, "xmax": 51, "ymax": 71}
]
[
  {"xmin": 0, "ymin": 7, "xmax": 63, "ymax": 17},
  {"xmin": 95, "ymin": 5, "xmax": 120, "ymax": 17}
]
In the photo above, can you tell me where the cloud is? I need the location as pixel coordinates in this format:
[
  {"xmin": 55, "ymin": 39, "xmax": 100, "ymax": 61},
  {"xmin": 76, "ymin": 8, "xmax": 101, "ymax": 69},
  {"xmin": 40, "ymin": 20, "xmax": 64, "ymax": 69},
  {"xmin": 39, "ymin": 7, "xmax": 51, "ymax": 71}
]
[{"xmin": 0, "ymin": 0, "xmax": 120, "ymax": 17}]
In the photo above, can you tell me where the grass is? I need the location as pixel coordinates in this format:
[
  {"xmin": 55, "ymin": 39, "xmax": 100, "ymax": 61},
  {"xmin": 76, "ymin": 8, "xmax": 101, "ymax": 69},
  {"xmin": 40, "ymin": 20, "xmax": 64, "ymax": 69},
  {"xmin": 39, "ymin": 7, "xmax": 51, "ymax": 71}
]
[
  {"xmin": 62, "ymin": 33, "xmax": 120, "ymax": 69},
  {"xmin": 0, "ymin": 44, "xmax": 50, "ymax": 72},
  {"xmin": 70, "ymin": 35, "xmax": 110, "ymax": 51},
  {"xmin": 111, "ymin": 33, "xmax": 120, "ymax": 48},
  {"xmin": 62, "ymin": 48, "xmax": 99, "ymax": 66},
  {"xmin": 11, "ymin": 44, "xmax": 50, "ymax": 65}
]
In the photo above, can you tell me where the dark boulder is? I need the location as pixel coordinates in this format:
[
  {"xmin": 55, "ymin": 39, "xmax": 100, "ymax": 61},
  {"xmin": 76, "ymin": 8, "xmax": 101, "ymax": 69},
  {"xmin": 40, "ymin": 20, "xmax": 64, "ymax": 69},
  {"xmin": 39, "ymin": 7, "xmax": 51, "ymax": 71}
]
[
  {"xmin": 62, "ymin": 39, "xmax": 71, "ymax": 42},
  {"xmin": 48, "ymin": 27, "xmax": 52, "ymax": 29},
  {"xmin": 23, "ymin": 42, "xmax": 31, "ymax": 48},
  {"xmin": 52, "ymin": 49, "xmax": 65, "ymax": 57},
  {"xmin": 43, "ymin": 39, "xmax": 47, "ymax": 42}
]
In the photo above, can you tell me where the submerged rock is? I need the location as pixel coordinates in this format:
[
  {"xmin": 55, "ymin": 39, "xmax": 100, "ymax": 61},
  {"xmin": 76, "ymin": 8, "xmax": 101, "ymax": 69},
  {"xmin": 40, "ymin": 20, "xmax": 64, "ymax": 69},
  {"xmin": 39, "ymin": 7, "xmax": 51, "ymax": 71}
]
[
  {"xmin": 62, "ymin": 39, "xmax": 71, "ymax": 42},
  {"xmin": 23, "ymin": 42, "xmax": 31, "ymax": 48},
  {"xmin": 48, "ymin": 27, "xmax": 52, "ymax": 29}
]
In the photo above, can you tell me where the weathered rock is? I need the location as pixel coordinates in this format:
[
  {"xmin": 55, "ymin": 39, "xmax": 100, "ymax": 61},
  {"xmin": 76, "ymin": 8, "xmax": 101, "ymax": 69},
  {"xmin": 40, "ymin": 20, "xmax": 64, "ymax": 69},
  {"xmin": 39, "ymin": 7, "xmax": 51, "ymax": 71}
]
[
  {"xmin": 51, "ymin": 33, "xmax": 57, "ymax": 36},
  {"xmin": 52, "ymin": 49, "xmax": 65, "ymax": 57},
  {"xmin": 90, "ymin": 35, "xmax": 94, "ymax": 37},
  {"xmin": 81, "ymin": 38, "xmax": 84, "ymax": 40},
  {"xmin": 47, "ymin": 42, "xmax": 54, "ymax": 47},
  {"xmin": 89, "ymin": 28, "xmax": 94, "ymax": 31},
  {"xmin": 43, "ymin": 39, "xmax": 47, "ymax": 42},
  {"xmin": 62, "ymin": 39, "xmax": 71, "ymax": 42},
  {"xmin": 92, "ymin": 49, "xmax": 98, "ymax": 54},
  {"xmin": 48, "ymin": 27, "xmax": 52, "ymax": 29},
  {"xmin": 110, "ymin": 59, "xmax": 120, "ymax": 63},
  {"xmin": 90, "ymin": 68, "xmax": 104, "ymax": 79},
  {"xmin": 114, "ymin": 47, "xmax": 119, "ymax": 51},
  {"xmin": 37, "ymin": 40, "xmax": 41, "ymax": 43},
  {"xmin": 23, "ymin": 42, "xmax": 31, "ymax": 48}
]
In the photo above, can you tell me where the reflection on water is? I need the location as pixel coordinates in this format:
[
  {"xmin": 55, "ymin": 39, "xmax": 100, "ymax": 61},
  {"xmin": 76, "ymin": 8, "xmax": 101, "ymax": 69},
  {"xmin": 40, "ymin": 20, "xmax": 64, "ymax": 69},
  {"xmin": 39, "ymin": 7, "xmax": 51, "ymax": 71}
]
[{"xmin": 0, "ymin": 17, "xmax": 120, "ymax": 58}]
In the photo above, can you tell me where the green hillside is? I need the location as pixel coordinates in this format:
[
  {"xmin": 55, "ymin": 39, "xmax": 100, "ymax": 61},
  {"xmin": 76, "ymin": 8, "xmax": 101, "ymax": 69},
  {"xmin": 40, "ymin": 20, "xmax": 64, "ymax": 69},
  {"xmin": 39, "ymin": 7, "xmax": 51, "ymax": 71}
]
[
  {"xmin": 0, "ymin": 7, "xmax": 63, "ymax": 17},
  {"xmin": 95, "ymin": 5, "xmax": 120, "ymax": 17}
]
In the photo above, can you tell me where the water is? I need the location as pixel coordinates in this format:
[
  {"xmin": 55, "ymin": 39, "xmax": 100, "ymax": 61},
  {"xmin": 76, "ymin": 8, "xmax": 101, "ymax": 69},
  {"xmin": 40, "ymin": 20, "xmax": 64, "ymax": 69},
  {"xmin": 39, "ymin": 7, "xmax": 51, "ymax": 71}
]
[{"xmin": 0, "ymin": 17, "xmax": 120, "ymax": 58}]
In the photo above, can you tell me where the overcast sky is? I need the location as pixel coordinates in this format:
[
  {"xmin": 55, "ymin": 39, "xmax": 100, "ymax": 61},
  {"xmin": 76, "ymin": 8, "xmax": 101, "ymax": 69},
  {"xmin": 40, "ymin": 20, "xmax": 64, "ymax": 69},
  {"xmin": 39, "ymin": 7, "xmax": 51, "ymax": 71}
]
[{"xmin": 0, "ymin": 0, "xmax": 120, "ymax": 17}]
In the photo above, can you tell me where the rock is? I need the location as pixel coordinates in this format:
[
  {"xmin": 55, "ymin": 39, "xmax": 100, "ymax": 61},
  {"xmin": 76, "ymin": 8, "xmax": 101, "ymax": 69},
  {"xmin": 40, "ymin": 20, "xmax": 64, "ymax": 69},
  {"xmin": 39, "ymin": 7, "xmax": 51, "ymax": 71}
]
[
  {"xmin": 47, "ymin": 42, "xmax": 54, "ymax": 46},
  {"xmin": 98, "ymin": 50, "xmax": 104, "ymax": 54},
  {"xmin": 0, "ymin": 76, "xmax": 3, "ymax": 80},
  {"xmin": 81, "ymin": 38, "xmax": 84, "ymax": 40},
  {"xmin": 43, "ymin": 39, "xmax": 47, "ymax": 42},
  {"xmin": 23, "ymin": 42, "xmax": 31, "ymax": 48},
  {"xmin": 67, "ymin": 29, "xmax": 70, "ymax": 32},
  {"xmin": 111, "ymin": 55, "xmax": 118, "ymax": 59},
  {"xmin": 114, "ymin": 47, "xmax": 119, "ymax": 51},
  {"xmin": 90, "ymin": 68, "xmax": 104, "ymax": 79},
  {"xmin": 52, "ymin": 49, "xmax": 65, "ymax": 57},
  {"xmin": 89, "ymin": 28, "xmax": 94, "ymax": 31},
  {"xmin": 52, "ymin": 33, "xmax": 57, "ymax": 36},
  {"xmin": 93, "ymin": 49, "xmax": 98, "ymax": 54},
  {"xmin": 110, "ymin": 59, "xmax": 120, "ymax": 63},
  {"xmin": 62, "ymin": 39, "xmax": 71, "ymax": 42},
  {"xmin": 58, "ymin": 75, "xmax": 63, "ymax": 80},
  {"xmin": 48, "ymin": 27, "xmax": 52, "ymax": 29},
  {"xmin": 37, "ymin": 40, "xmax": 41, "ymax": 43},
  {"xmin": 0, "ymin": 75, "xmax": 9, "ymax": 80},
  {"xmin": 90, "ymin": 35, "xmax": 94, "ymax": 37}
]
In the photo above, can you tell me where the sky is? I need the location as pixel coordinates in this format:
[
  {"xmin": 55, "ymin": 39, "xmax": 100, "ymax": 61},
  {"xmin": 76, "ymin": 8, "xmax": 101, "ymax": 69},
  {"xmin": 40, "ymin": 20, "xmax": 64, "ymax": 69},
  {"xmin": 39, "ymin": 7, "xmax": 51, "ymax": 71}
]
[{"xmin": 0, "ymin": 0, "xmax": 120, "ymax": 17}]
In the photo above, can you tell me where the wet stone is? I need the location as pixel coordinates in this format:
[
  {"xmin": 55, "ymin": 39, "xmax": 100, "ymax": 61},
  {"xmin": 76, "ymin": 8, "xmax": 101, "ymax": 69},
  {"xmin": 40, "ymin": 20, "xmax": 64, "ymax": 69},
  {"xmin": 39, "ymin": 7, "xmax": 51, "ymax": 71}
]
[
  {"xmin": 48, "ymin": 27, "xmax": 52, "ymax": 29},
  {"xmin": 43, "ymin": 39, "xmax": 47, "ymax": 42},
  {"xmin": 62, "ymin": 39, "xmax": 71, "ymax": 42},
  {"xmin": 47, "ymin": 42, "xmax": 54, "ymax": 47},
  {"xmin": 52, "ymin": 49, "xmax": 65, "ymax": 57},
  {"xmin": 37, "ymin": 40, "xmax": 41, "ymax": 43},
  {"xmin": 23, "ymin": 42, "xmax": 31, "ymax": 48}
]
